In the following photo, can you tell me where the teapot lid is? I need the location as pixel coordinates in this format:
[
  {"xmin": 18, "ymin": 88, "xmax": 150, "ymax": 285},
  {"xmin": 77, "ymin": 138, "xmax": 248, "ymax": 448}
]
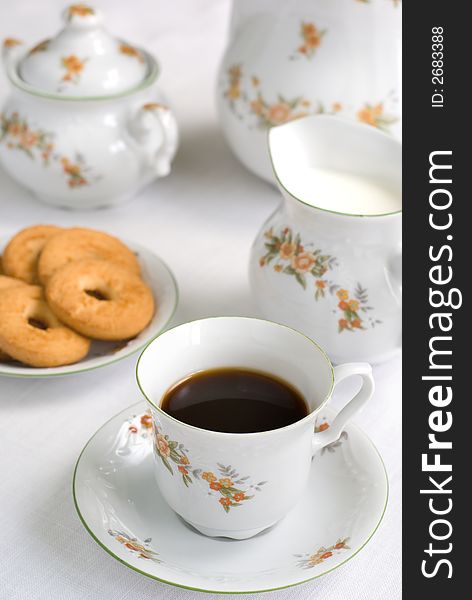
[{"xmin": 17, "ymin": 4, "xmax": 150, "ymax": 97}]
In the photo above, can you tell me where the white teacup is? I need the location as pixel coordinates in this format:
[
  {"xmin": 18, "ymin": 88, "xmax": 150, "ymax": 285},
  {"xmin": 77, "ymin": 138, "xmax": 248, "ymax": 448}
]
[{"xmin": 136, "ymin": 317, "xmax": 374, "ymax": 539}]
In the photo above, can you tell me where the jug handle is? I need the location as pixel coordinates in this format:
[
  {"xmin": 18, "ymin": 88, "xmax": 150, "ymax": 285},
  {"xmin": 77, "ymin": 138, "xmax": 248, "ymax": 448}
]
[
  {"xmin": 127, "ymin": 102, "xmax": 179, "ymax": 177},
  {"xmin": 387, "ymin": 247, "xmax": 402, "ymax": 308}
]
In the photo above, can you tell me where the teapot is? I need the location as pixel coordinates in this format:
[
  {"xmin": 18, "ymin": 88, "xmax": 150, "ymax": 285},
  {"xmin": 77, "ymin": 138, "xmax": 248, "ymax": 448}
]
[
  {"xmin": 0, "ymin": 4, "xmax": 178, "ymax": 209},
  {"xmin": 217, "ymin": 0, "xmax": 401, "ymax": 182},
  {"xmin": 249, "ymin": 116, "xmax": 402, "ymax": 364}
]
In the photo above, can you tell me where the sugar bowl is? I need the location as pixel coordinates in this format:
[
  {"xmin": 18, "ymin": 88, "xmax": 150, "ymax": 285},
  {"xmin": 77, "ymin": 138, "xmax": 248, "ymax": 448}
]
[{"xmin": 1, "ymin": 4, "xmax": 178, "ymax": 209}]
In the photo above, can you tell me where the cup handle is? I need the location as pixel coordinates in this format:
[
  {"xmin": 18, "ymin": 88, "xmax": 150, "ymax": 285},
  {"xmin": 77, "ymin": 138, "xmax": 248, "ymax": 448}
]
[{"xmin": 312, "ymin": 363, "xmax": 374, "ymax": 455}]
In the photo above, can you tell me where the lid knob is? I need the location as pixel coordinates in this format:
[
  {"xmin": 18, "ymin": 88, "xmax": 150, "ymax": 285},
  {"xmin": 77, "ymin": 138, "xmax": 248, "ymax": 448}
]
[{"xmin": 62, "ymin": 4, "xmax": 103, "ymax": 29}]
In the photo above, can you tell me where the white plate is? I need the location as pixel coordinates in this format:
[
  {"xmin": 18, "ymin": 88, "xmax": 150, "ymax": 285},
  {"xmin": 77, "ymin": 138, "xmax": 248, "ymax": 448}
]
[
  {"xmin": 0, "ymin": 240, "xmax": 178, "ymax": 377},
  {"xmin": 73, "ymin": 402, "xmax": 388, "ymax": 594}
]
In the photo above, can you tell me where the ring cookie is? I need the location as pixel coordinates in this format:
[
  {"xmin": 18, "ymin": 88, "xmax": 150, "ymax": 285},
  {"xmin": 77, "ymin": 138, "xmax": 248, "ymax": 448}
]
[
  {"xmin": 38, "ymin": 227, "xmax": 140, "ymax": 284},
  {"xmin": 0, "ymin": 275, "xmax": 28, "ymax": 361},
  {"xmin": 46, "ymin": 259, "xmax": 155, "ymax": 340},
  {"xmin": 0, "ymin": 285, "xmax": 90, "ymax": 367},
  {"xmin": 2, "ymin": 225, "xmax": 62, "ymax": 283}
]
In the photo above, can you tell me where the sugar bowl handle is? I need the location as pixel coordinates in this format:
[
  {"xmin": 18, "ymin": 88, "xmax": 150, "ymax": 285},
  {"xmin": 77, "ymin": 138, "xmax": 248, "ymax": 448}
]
[
  {"xmin": 312, "ymin": 363, "xmax": 374, "ymax": 454},
  {"xmin": 128, "ymin": 102, "xmax": 178, "ymax": 177}
]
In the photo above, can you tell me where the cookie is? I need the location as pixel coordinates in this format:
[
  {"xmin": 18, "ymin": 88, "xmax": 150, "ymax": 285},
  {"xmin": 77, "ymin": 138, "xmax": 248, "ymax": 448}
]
[
  {"xmin": 2, "ymin": 225, "xmax": 62, "ymax": 283},
  {"xmin": 0, "ymin": 285, "xmax": 90, "ymax": 367},
  {"xmin": 46, "ymin": 259, "xmax": 154, "ymax": 340},
  {"xmin": 38, "ymin": 227, "xmax": 140, "ymax": 284}
]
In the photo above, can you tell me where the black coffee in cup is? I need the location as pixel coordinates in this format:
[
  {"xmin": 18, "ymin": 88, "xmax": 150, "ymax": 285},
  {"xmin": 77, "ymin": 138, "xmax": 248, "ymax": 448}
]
[{"xmin": 161, "ymin": 367, "xmax": 309, "ymax": 434}]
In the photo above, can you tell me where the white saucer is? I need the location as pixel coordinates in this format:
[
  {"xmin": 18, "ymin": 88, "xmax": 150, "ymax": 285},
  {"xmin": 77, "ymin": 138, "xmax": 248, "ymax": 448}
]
[
  {"xmin": 73, "ymin": 402, "xmax": 388, "ymax": 594},
  {"xmin": 0, "ymin": 240, "xmax": 178, "ymax": 377}
]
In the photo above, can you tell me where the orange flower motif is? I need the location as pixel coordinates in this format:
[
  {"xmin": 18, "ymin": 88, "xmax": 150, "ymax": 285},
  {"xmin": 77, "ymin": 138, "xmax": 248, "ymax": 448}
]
[
  {"xmin": 338, "ymin": 300, "xmax": 349, "ymax": 310},
  {"xmin": 302, "ymin": 23, "xmax": 317, "ymax": 36},
  {"xmin": 180, "ymin": 456, "xmax": 190, "ymax": 465},
  {"xmin": 279, "ymin": 241, "xmax": 296, "ymax": 260},
  {"xmin": 7, "ymin": 122, "xmax": 22, "ymax": 137},
  {"xmin": 233, "ymin": 492, "xmax": 245, "ymax": 502},
  {"xmin": 259, "ymin": 257, "xmax": 266, "ymax": 267},
  {"xmin": 155, "ymin": 433, "xmax": 171, "ymax": 458},
  {"xmin": 128, "ymin": 425, "xmax": 138, "ymax": 433},
  {"xmin": 210, "ymin": 481, "xmax": 222, "ymax": 491},
  {"xmin": 274, "ymin": 264, "xmax": 283, "ymax": 272},
  {"xmin": 334, "ymin": 541, "xmax": 347, "ymax": 549},
  {"xmin": 348, "ymin": 299, "xmax": 360, "ymax": 311},
  {"xmin": 227, "ymin": 84, "xmax": 240, "ymax": 99},
  {"xmin": 336, "ymin": 289, "xmax": 349, "ymax": 301},
  {"xmin": 202, "ymin": 471, "xmax": 217, "ymax": 483},
  {"xmin": 296, "ymin": 22, "xmax": 325, "ymax": 58},
  {"xmin": 357, "ymin": 103, "xmax": 384, "ymax": 126},
  {"xmin": 20, "ymin": 131, "xmax": 39, "ymax": 148},
  {"xmin": 315, "ymin": 280, "xmax": 326, "ymax": 289},
  {"xmin": 143, "ymin": 102, "xmax": 167, "ymax": 111},
  {"xmin": 125, "ymin": 541, "xmax": 145, "ymax": 553},
  {"xmin": 267, "ymin": 102, "xmax": 292, "ymax": 125},
  {"xmin": 250, "ymin": 98, "xmax": 264, "ymax": 116},
  {"xmin": 291, "ymin": 251, "xmax": 316, "ymax": 273},
  {"xmin": 119, "ymin": 43, "xmax": 144, "ymax": 63},
  {"xmin": 219, "ymin": 497, "xmax": 231, "ymax": 507},
  {"xmin": 61, "ymin": 54, "xmax": 86, "ymax": 82},
  {"xmin": 339, "ymin": 318, "xmax": 348, "ymax": 330},
  {"xmin": 320, "ymin": 551, "xmax": 333, "ymax": 560},
  {"xmin": 332, "ymin": 102, "xmax": 343, "ymax": 113},
  {"xmin": 68, "ymin": 4, "xmax": 94, "ymax": 18},
  {"xmin": 178, "ymin": 466, "xmax": 188, "ymax": 475},
  {"xmin": 140, "ymin": 414, "xmax": 153, "ymax": 428},
  {"xmin": 226, "ymin": 65, "xmax": 242, "ymax": 100},
  {"xmin": 352, "ymin": 319, "xmax": 361, "ymax": 328},
  {"xmin": 318, "ymin": 422, "xmax": 330, "ymax": 432},
  {"xmin": 218, "ymin": 478, "xmax": 233, "ymax": 488},
  {"xmin": 3, "ymin": 38, "xmax": 22, "ymax": 48}
]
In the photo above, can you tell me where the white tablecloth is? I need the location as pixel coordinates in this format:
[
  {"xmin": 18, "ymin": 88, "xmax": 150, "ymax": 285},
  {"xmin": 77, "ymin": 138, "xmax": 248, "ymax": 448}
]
[{"xmin": 0, "ymin": 1, "xmax": 401, "ymax": 598}]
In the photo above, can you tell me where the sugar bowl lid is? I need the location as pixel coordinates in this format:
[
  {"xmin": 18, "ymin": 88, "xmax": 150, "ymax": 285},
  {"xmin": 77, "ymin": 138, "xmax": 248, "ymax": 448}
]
[{"xmin": 17, "ymin": 4, "xmax": 151, "ymax": 97}]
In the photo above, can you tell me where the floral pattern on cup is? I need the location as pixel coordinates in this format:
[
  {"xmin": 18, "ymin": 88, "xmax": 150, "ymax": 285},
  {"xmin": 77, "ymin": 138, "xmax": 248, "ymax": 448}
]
[
  {"xmin": 66, "ymin": 4, "xmax": 95, "ymax": 20},
  {"xmin": 290, "ymin": 22, "xmax": 326, "ymax": 60},
  {"xmin": 295, "ymin": 538, "xmax": 350, "ymax": 569},
  {"xmin": 153, "ymin": 425, "xmax": 266, "ymax": 511},
  {"xmin": 0, "ymin": 111, "xmax": 99, "ymax": 189},
  {"xmin": 260, "ymin": 226, "xmax": 337, "ymax": 289},
  {"xmin": 108, "ymin": 529, "xmax": 161, "ymax": 563},
  {"xmin": 356, "ymin": 102, "xmax": 398, "ymax": 132},
  {"xmin": 315, "ymin": 419, "xmax": 348, "ymax": 454},
  {"xmin": 259, "ymin": 227, "xmax": 381, "ymax": 333},
  {"xmin": 154, "ymin": 428, "xmax": 195, "ymax": 486},
  {"xmin": 119, "ymin": 42, "xmax": 144, "ymax": 63},
  {"xmin": 61, "ymin": 54, "xmax": 87, "ymax": 84},
  {"xmin": 127, "ymin": 411, "xmax": 154, "ymax": 438},
  {"xmin": 202, "ymin": 464, "xmax": 266, "ymax": 514}
]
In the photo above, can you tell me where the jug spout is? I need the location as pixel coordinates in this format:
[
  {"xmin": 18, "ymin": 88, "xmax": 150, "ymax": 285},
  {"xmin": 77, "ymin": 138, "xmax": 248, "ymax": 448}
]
[{"xmin": 268, "ymin": 115, "xmax": 402, "ymax": 219}]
